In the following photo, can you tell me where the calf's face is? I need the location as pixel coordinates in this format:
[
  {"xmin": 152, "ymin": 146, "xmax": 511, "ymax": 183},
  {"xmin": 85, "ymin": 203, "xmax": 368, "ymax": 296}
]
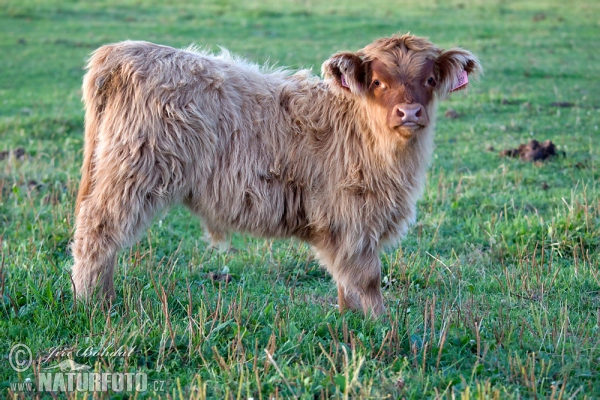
[
  {"xmin": 368, "ymin": 57, "xmax": 435, "ymax": 138},
  {"xmin": 322, "ymin": 34, "xmax": 481, "ymax": 141}
]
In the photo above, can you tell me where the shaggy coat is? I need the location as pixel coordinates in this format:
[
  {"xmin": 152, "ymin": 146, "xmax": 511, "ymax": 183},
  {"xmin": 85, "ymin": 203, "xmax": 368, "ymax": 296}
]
[{"xmin": 72, "ymin": 34, "xmax": 481, "ymax": 316}]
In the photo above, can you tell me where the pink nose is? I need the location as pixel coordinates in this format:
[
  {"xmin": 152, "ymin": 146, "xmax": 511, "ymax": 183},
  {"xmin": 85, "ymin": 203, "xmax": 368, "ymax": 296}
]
[{"xmin": 396, "ymin": 104, "xmax": 422, "ymax": 124}]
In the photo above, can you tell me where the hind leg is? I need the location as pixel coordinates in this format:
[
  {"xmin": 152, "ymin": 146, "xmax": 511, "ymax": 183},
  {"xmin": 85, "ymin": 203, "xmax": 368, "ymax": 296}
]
[
  {"xmin": 182, "ymin": 199, "xmax": 230, "ymax": 253},
  {"xmin": 203, "ymin": 223, "xmax": 230, "ymax": 252},
  {"xmin": 72, "ymin": 169, "xmax": 169, "ymax": 302}
]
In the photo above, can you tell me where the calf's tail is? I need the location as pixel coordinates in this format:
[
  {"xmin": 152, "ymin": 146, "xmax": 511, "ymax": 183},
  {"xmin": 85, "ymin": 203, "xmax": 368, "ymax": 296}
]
[{"xmin": 75, "ymin": 44, "xmax": 121, "ymax": 216}]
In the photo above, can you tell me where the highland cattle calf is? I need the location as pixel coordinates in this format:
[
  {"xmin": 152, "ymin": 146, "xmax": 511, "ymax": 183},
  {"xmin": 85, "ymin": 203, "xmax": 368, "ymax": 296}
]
[{"xmin": 72, "ymin": 34, "xmax": 481, "ymax": 317}]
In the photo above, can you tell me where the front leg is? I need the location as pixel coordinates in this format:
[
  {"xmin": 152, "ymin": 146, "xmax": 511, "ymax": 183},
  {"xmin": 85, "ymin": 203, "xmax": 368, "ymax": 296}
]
[
  {"xmin": 355, "ymin": 258, "xmax": 386, "ymax": 317},
  {"xmin": 316, "ymin": 244, "xmax": 385, "ymax": 318},
  {"xmin": 338, "ymin": 283, "xmax": 347, "ymax": 314},
  {"xmin": 337, "ymin": 282, "xmax": 363, "ymax": 314}
]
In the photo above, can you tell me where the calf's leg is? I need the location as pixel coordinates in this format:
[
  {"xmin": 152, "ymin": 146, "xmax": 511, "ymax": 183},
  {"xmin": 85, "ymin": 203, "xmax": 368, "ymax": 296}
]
[
  {"xmin": 72, "ymin": 158, "xmax": 170, "ymax": 302},
  {"xmin": 316, "ymin": 246, "xmax": 385, "ymax": 317},
  {"xmin": 337, "ymin": 283, "xmax": 347, "ymax": 314},
  {"xmin": 355, "ymin": 260, "xmax": 386, "ymax": 317},
  {"xmin": 337, "ymin": 283, "xmax": 363, "ymax": 314}
]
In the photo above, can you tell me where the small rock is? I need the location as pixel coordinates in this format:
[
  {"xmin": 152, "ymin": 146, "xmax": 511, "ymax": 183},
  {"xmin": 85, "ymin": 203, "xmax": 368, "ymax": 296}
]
[
  {"xmin": 14, "ymin": 148, "xmax": 26, "ymax": 159},
  {"xmin": 396, "ymin": 377, "xmax": 405, "ymax": 390},
  {"xmin": 206, "ymin": 272, "xmax": 233, "ymax": 283},
  {"xmin": 445, "ymin": 109, "xmax": 459, "ymax": 119},
  {"xmin": 28, "ymin": 180, "xmax": 41, "ymax": 190},
  {"xmin": 0, "ymin": 148, "xmax": 27, "ymax": 161}
]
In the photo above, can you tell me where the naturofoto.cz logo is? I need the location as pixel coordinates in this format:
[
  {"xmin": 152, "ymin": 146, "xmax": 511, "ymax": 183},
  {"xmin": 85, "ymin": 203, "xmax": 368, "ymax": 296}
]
[{"xmin": 8, "ymin": 343, "xmax": 166, "ymax": 394}]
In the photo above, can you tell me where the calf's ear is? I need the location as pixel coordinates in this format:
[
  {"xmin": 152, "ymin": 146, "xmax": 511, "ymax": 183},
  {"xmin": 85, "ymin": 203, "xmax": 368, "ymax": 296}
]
[
  {"xmin": 435, "ymin": 49, "xmax": 482, "ymax": 97},
  {"xmin": 322, "ymin": 52, "xmax": 368, "ymax": 95}
]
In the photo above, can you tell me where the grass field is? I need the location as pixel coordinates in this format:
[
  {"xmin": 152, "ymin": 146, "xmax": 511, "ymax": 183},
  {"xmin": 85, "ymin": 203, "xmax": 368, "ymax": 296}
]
[{"xmin": 1, "ymin": 0, "xmax": 599, "ymax": 398}]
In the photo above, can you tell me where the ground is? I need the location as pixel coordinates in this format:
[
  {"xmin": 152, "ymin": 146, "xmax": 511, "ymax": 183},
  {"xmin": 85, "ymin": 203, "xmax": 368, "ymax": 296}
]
[{"xmin": 1, "ymin": 0, "xmax": 599, "ymax": 398}]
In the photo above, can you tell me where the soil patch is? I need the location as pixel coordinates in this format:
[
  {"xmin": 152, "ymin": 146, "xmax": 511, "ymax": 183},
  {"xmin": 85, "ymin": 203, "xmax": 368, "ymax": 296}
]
[
  {"xmin": 499, "ymin": 139, "xmax": 561, "ymax": 162},
  {"xmin": 0, "ymin": 148, "xmax": 26, "ymax": 161}
]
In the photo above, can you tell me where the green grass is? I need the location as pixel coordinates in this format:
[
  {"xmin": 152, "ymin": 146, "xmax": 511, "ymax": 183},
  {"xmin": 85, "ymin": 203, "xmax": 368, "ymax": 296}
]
[{"xmin": 1, "ymin": 0, "xmax": 599, "ymax": 398}]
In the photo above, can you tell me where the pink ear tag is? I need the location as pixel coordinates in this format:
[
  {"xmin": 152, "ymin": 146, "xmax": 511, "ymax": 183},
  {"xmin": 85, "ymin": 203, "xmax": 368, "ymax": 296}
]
[
  {"xmin": 341, "ymin": 74, "xmax": 349, "ymax": 88},
  {"xmin": 450, "ymin": 70, "xmax": 468, "ymax": 92}
]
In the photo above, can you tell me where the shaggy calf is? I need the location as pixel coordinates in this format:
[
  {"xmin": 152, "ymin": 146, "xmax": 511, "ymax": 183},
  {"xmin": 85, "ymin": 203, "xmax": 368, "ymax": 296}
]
[{"xmin": 72, "ymin": 34, "xmax": 481, "ymax": 317}]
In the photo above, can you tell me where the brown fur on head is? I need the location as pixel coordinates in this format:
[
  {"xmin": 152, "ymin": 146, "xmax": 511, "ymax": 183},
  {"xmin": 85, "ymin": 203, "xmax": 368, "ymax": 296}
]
[{"xmin": 323, "ymin": 33, "xmax": 481, "ymax": 145}]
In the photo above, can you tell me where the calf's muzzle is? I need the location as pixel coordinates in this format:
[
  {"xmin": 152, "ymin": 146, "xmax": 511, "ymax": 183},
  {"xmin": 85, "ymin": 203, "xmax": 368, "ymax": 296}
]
[{"xmin": 395, "ymin": 103, "xmax": 424, "ymax": 126}]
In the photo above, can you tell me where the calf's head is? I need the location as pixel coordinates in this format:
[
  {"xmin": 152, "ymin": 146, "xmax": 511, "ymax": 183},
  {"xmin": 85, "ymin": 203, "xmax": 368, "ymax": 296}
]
[{"xmin": 322, "ymin": 34, "xmax": 481, "ymax": 141}]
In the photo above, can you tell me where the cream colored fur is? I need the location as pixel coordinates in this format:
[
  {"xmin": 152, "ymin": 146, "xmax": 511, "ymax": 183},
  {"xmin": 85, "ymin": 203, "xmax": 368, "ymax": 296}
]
[{"xmin": 72, "ymin": 34, "xmax": 481, "ymax": 317}]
